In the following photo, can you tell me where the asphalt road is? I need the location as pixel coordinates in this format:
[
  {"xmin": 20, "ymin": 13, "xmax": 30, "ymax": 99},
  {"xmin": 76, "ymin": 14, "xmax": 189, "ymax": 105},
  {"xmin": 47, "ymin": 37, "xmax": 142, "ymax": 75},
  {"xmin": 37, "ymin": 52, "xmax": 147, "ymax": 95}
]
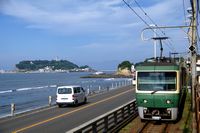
[{"xmin": 0, "ymin": 85, "xmax": 135, "ymax": 133}]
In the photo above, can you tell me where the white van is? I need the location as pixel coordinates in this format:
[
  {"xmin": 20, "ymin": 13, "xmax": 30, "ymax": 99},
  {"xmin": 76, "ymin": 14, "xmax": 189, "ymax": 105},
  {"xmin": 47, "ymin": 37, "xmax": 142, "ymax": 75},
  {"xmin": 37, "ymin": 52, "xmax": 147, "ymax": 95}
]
[{"xmin": 56, "ymin": 85, "xmax": 87, "ymax": 107}]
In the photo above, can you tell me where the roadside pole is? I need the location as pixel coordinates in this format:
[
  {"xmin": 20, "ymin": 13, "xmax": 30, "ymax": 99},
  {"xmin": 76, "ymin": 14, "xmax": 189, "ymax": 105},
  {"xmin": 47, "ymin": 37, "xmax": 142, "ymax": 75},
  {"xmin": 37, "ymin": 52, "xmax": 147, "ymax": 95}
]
[
  {"xmin": 11, "ymin": 103, "xmax": 15, "ymax": 116},
  {"xmin": 188, "ymin": 0, "xmax": 197, "ymax": 112},
  {"xmin": 48, "ymin": 96, "xmax": 52, "ymax": 106},
  {"xmin": 188, "ymin": 0, "xmax": 197, "ymax": 132}
]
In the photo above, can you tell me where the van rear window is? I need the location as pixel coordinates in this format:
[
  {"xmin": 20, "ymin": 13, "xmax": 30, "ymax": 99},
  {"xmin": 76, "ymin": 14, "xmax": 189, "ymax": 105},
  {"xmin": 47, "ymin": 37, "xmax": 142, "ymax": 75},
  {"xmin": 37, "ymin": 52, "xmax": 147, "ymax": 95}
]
[
  {"xmin": 58, "ymin": 88, "xmax": 72, "ymax": 94},
  {"xmin": 74, "ymin": 87, "xmax": 81, "ymax": 93}
]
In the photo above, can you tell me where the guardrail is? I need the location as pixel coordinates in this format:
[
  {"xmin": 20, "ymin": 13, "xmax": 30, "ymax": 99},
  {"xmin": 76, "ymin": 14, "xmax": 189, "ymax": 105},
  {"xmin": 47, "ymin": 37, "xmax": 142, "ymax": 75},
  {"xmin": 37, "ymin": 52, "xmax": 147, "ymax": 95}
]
[{"xmin": 67, "ymin": 99, "xmax": 138, "ymax": 133}]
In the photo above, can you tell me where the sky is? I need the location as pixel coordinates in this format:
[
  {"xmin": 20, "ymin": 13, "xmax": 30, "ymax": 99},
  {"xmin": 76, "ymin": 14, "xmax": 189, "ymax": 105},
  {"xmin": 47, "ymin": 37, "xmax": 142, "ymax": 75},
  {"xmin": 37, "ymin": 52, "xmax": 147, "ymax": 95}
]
[{"xmin": 0, "ymin": 0, "xmax": 192, "ymax": 70}]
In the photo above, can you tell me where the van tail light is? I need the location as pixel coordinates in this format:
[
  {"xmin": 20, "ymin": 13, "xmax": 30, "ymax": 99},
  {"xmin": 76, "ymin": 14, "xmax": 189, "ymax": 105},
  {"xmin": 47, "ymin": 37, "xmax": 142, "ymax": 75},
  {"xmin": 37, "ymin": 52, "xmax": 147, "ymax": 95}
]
[{"xmin": 72, "ymin": 95, "xmax": 77, "ymax": 100}]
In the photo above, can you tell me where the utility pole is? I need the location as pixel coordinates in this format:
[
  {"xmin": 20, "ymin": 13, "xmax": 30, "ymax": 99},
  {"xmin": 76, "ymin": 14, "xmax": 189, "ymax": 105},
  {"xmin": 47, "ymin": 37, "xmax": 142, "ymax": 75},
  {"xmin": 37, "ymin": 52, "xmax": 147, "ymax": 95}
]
[{"xmin": 188, "ymin": 0, "xmax": 197, "ymax": 112}]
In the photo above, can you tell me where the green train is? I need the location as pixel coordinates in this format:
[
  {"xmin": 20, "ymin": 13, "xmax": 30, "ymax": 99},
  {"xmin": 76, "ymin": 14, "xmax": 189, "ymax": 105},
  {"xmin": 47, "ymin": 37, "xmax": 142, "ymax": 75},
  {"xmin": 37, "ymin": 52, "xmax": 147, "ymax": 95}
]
[{"xmin": 135, "ymin": 58, "xmax": 187, "ymax": 121}]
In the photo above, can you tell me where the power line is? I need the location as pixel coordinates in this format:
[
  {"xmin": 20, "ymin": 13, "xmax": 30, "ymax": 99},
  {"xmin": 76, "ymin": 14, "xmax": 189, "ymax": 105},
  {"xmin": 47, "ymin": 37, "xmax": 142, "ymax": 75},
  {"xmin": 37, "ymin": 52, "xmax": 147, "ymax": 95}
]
[
  {"xmin": 182, "ymin": 0, "xmax": 187, "ymax": 25},
  {"xmin": 133, "ymin": 0, "xmax": 157, "ymax": 26},
  {"xmin": 195, "ymin": 0, "xmax": 199, "ymax": 50},
  {"xmin": 132, "ymin": 0, "xmax": 177, "ymax": 52},
  {"xmin": 122, "ymin": 0, "xmax": 176, "ymax": 52},
  {"xmin": 133, "ymin": 0, "xmax": 165, "ymax": 35},
  {"xmin": 122, "ymin": 0, "xmax": 150, "ymax": 27}
]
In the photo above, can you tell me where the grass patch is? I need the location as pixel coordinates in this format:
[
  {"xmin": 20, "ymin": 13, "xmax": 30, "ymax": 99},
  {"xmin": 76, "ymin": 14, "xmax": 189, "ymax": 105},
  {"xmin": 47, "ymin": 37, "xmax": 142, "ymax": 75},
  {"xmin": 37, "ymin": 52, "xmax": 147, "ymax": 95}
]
[
  {"xmin": 119, "ymin": 120, "xmax": 134, "ymax": 132},
  {"xmin": 182, "ymin": 92, "xmax": 192, "ymax": 133}
]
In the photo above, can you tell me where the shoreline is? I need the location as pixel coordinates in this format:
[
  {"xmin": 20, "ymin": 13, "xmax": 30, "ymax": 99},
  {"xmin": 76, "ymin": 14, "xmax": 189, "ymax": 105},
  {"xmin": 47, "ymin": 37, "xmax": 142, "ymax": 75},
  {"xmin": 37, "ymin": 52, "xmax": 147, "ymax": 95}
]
[
  {"xmin": 81, "ymin": 74, "xmax": 133, "ymax": 78},
  {"xmin": 0, "ymin": 71, "xmax": 92, "ymax": 74}
]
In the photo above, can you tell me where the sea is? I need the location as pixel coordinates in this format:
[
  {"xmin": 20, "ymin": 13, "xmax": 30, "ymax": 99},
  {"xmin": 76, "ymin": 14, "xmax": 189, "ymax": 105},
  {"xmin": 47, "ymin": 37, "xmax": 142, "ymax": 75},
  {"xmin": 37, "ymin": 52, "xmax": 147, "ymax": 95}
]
[{"xmin": 0, "ymin": 72, "xmax": 132, "ymax": 118}]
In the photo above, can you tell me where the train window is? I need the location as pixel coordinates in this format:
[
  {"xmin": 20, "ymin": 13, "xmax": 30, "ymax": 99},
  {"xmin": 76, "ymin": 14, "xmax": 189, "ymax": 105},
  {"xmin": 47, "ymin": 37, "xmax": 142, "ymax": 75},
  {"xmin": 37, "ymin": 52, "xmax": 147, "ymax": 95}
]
[{"xmin": 137, "ymin": 72, "xmax": 176, "ymax": 91}]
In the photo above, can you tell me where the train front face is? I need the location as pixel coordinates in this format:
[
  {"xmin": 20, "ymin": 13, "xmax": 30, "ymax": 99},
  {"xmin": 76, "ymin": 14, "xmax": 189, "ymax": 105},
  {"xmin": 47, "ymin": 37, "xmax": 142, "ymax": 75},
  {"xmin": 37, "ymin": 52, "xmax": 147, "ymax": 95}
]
[{"xmin": 136, "ymin": 67, "xmax": 180, "ymax": 121}]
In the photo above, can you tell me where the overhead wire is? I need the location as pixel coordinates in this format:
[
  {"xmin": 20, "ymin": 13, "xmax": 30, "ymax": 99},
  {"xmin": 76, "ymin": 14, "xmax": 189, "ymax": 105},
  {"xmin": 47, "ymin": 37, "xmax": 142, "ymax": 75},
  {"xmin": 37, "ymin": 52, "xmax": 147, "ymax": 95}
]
[
  {"xmin": 132, "ymin": 0, "xmax": 176, "ymax": 53},
  {"xmin": 181, "ymin": 0, "xmax": 192, "ymax": 51},
  {"xmin": 122, "ymin": 0, "xmax": 176, "ymax": 52},
  {"xmin": 194, "ymin": 0, "xmax": 200, "ymax": 52},
  {"xmin": 180, "ymin": 0, "xmax": 195, "ymax": 52},
  {"xmin": 133, "ymin": 0, "xmax": 165, "ymax": 35},
  {"xmin": 180, "ymin": 28, "xmax": 192, "ymax": 50},
  {"xmin": 189, "ymin": 0, "xmax": 200, "ymax": 52},
  {"xmin": 122, "ymin": 0, "xmax": 150, "ymax": 27},
  {"xmin": 133, "ymin": 0, "xmax": 158, "ymax": 26},
  {"xmin": 182, "ymin": 0, "xmax": 187, "ymax": 25}
]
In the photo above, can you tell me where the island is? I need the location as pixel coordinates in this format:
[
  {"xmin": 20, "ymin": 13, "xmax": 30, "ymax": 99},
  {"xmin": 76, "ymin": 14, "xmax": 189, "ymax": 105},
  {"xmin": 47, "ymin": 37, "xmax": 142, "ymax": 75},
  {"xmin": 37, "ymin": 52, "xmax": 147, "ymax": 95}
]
[{"xmin": 15, "ymin": 60, "xmax": 93, "ymax": 73}]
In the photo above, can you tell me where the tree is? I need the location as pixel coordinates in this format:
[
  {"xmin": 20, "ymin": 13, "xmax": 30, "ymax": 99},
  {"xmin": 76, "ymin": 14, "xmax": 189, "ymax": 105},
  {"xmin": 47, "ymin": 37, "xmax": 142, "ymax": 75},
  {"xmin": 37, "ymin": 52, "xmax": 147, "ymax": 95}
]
[
  {"xmin": 79, "ymin": 65, "xmax": 90, "ymax": 69},
  {"xmin": 118, "ymin": 61, "xmax": 133, "ymax": 71}
]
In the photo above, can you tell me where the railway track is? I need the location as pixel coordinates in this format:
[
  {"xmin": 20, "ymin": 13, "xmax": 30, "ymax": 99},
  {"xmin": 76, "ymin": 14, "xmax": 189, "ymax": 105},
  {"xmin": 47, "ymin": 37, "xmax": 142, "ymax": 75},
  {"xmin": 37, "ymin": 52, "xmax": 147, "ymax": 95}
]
[
  {"xmin": 127, "ymin": 116, "xmax": 173, "ymax": 133},
  {"xmin": 137, "ymin": 121, "xmax": 168, "ymax": 133}
]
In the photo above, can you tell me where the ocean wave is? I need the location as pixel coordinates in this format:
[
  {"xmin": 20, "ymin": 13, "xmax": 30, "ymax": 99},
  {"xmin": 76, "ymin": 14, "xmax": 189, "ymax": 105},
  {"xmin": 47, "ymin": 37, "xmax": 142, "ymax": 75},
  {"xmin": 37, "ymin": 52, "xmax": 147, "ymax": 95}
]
[
  {"xmin": 0, "ymin": 90, "xmax": 13, "ymax": 94},
  {"xmin": 104, "ymin": 78, "xmax": 115, "ymax": 81},
  {"xmin": 17, "ymin": 87, "xmax": 33, "ymax": 91},
  {"xmin": 33, "ymin": 86, "xmax": 49, "ymax": 89},
  {"xmin": 0, "ymin": 85, "xmax": 56, "ymax": 94},
  {"xmin": 17, "ymin": 86, "xmax": 50, "ymax": 91},
  {"xmin": 49, "ymin": 85, "xmax": 57, "ymax": 88}
]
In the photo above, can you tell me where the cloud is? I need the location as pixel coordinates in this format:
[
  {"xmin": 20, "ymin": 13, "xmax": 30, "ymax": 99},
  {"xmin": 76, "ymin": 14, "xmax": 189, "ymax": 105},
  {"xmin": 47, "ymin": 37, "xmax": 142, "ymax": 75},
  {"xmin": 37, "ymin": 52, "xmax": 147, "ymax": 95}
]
[
  {"xmin": 0, "ymin": 0, "xmax": 149, "ymax": 39},
  {"xmin": 145, "ymin": 0, "xmax": 185, "ymax": 25},
  {"xmin": 1, "ymin": 1, "xmax": 187, "ymax": 28},
  {"xmin": 0, "ymin": 0, "xmax": 185, "ymax": 36},
  {"xmin": 0, "ymin": 0, "xmax": 190, "ymax": 69}
]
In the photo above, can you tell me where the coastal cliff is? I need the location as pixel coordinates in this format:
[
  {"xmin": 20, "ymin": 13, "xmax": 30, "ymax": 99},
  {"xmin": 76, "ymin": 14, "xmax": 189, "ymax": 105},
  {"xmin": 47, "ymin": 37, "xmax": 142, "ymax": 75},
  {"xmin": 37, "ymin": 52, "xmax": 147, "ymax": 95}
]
[
  {"xmin": 116, "ymin": 67, "xmax": 132, "ymax": 76},
  {"xmin": 116, "ymin": 61, "xmax": 133, "ymax": 76}
]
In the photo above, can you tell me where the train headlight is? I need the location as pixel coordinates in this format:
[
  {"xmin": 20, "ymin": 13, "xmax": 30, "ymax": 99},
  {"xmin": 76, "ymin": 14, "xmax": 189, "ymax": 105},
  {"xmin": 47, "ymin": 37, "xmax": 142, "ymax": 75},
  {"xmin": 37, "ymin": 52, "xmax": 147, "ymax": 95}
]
[
  {"xmin": 143, "ymin": 99, "xmax": 148, "ymax": 103},
  {"xmin": 167, "ymin": 109, "xmax": 171, "ymax": 115},
  {"xmin": 143, "ymin": 108, "xmax": 147, "ymax": 114},
  {"xmin": 166, "ymin": 100, "xmax": 171, "ymax": 104}
]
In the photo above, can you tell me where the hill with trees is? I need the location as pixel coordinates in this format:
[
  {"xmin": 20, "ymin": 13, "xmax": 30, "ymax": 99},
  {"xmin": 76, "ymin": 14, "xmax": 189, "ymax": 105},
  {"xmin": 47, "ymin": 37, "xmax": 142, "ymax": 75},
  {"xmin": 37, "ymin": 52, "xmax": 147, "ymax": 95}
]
[
  {"xmin": 118, "ymin": 61, "xmax": 133, "ymax": 71},
  {"xmin": 16, "ymin": 60, "xmax": 87, "ymax": 71},
  {"xmin": 117, "ymin": 61, "xmax": 134, "ymax": 76}
]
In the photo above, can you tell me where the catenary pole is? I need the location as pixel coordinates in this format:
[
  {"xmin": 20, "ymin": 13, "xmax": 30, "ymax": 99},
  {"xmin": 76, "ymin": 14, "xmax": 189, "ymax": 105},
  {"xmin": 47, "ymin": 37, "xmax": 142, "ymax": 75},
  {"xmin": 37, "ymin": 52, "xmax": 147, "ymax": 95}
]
[{"xmin": 189, "ymin": 0, "xmax": 197, "ymax": 112}]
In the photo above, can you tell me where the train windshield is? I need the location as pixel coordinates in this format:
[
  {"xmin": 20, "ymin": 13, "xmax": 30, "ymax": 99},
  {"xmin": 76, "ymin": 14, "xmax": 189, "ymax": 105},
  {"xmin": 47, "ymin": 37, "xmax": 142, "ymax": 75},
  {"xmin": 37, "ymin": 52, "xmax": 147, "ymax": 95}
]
[{"xmin": 137, "ymin": 72, "xmax": 176, "ymax": 91}]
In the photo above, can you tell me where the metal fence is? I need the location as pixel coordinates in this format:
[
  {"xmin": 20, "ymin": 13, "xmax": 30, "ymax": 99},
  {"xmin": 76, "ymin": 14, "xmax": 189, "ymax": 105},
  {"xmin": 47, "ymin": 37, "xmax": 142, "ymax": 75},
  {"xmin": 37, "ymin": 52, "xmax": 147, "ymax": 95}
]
[
  {"xmin": 196, "ymin": 84, "xmax": 200, "ymax": 133},
  {"xmin": 67, "ymin": 99, "xmax": 137, "ymax": 133}
]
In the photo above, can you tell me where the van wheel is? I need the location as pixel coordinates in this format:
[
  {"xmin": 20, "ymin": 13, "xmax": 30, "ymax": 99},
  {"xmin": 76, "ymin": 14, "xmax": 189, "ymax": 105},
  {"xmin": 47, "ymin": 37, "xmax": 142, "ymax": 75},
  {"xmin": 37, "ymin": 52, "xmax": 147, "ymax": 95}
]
[
  {"xmin": 84, "ymin": 97, "xmax": 87, "ymax": 104},
  {"xmin": 74, "ymin": 100, "xmax": 78, "ymax": 106},
  {"xmin": 58, "ymin": 104, "xmax": 62, "ymax": 108}
]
